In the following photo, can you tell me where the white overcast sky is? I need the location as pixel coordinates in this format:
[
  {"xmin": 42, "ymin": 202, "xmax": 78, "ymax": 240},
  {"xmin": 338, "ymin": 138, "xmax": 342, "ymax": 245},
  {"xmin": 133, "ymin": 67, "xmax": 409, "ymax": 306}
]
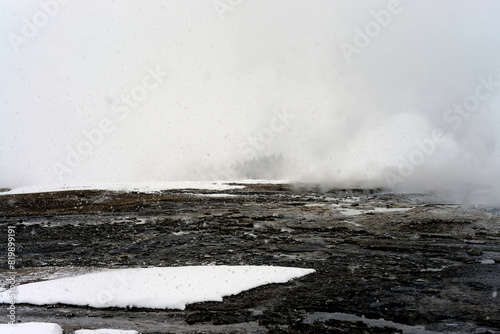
[{"xmin": 1, "ymin": 1, "xmax": 500, "ymax": 194}]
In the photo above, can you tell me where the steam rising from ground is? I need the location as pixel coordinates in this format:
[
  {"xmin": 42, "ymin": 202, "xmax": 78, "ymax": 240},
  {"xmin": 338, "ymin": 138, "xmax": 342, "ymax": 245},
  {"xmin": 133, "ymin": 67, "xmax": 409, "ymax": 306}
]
[{"xmin": 1, "ymin": 1, "xmax": 500, "ymax": 203}]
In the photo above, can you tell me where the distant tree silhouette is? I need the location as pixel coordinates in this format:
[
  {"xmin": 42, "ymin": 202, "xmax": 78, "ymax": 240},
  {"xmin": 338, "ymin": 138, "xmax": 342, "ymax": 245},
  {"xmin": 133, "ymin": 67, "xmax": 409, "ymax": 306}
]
[{"xmin": 233, "ymin": 154, "xmax": 285, "ymax": 179}]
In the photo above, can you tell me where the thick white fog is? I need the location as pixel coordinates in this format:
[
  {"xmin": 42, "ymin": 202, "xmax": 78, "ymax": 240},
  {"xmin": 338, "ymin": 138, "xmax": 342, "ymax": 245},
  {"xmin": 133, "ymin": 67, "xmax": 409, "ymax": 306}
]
[{"xmin": 1, "ymin": 1, "xmax": 500, "ymax": 201}]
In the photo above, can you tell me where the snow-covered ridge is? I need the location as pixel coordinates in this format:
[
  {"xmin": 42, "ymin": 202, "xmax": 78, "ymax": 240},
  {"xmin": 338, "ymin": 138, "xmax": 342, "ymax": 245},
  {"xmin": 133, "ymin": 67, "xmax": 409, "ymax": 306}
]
[{"xmin": 1, "ymin": 179, "xmax": 292, "ymax": 196}]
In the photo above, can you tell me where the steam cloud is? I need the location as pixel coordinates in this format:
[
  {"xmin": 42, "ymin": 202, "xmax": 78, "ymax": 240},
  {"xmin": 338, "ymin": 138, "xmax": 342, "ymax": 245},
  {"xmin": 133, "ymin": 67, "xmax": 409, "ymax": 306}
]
[{"xmin": 1, "ymin": 1, "xmax": 500, "ymax": 203}]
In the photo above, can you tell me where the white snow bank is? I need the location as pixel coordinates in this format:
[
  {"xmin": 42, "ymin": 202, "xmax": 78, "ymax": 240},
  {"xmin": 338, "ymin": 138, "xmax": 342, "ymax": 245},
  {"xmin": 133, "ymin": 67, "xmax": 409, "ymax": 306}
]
[
  {"xmin": 1, "ymin": 180, "xmax": 291, "ymax": 195},
  {"xmin": 0, "ymin": 322, "xmax": 63, "ymax": 334},
  {"xmin": 0, "ymin": 266, "xmax": 314, "ymax": 310},
  {"xmin": 1, "ymin": 181, "xmax": 244, "ymax": 195},
  {"xmin": 0, "ymin": 322, "xmax": 137, "ymax": 334},
  {"xmin": 75, "ymin": 330, "xmax": 138, "ymax": 334}
]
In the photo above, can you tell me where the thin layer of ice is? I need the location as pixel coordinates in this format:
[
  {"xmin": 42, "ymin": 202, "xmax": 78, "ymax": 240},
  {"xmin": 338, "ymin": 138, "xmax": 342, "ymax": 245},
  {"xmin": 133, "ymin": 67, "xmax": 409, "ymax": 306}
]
[{"xmin": 305, "ymin": 312, "xmax": 442, "ymax": 334}]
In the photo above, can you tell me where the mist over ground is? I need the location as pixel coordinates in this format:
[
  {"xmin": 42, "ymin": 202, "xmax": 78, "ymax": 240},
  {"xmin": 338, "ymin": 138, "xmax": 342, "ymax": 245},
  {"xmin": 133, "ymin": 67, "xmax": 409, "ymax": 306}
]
[{"xmin": 1, "ymin": 1, "xmax": 500, "ymax": 203}]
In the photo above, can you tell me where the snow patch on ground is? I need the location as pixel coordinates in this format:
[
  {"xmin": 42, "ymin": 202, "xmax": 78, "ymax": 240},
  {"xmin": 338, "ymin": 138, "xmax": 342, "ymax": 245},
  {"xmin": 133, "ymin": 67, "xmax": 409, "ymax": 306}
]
[
  {"xmin": 2, "ymin": 180, "xmax": 292, "ymax": 195},
  {"xmin": 225, "ymin": 179, "xmax": 291, "ymax": 184},
  {"xmin": 0, "ymin": 323, "xmax": 138, "ymax": 334},
  {"xmin": 0, "ymin": 322, "xmax": 63, "ymax": 334},
  {"xmin": 194, "ymin": 193, "xmax": 239, "ymax": 198},
  {"xmin": 75, "ymin": 329, "xmax": 138, "ymax": 334},
  {"xmin": 0, "ymin": 266, "xmax": 314, "ymax": 310},
  {"xmin": 2, "ymin": 181, "xmax": 244, "ymax": 195}
]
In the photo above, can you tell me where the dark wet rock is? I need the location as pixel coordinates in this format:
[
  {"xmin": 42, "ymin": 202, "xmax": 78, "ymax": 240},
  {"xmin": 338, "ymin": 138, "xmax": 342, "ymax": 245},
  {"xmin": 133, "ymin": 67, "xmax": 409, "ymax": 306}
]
[
  {"xmin": 467, "ymin": 248, "xmax": 484, "ymax": 256},
  {"xmin": 1, "ymin": 184, "xmax": 500, "ymax": 333}
]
